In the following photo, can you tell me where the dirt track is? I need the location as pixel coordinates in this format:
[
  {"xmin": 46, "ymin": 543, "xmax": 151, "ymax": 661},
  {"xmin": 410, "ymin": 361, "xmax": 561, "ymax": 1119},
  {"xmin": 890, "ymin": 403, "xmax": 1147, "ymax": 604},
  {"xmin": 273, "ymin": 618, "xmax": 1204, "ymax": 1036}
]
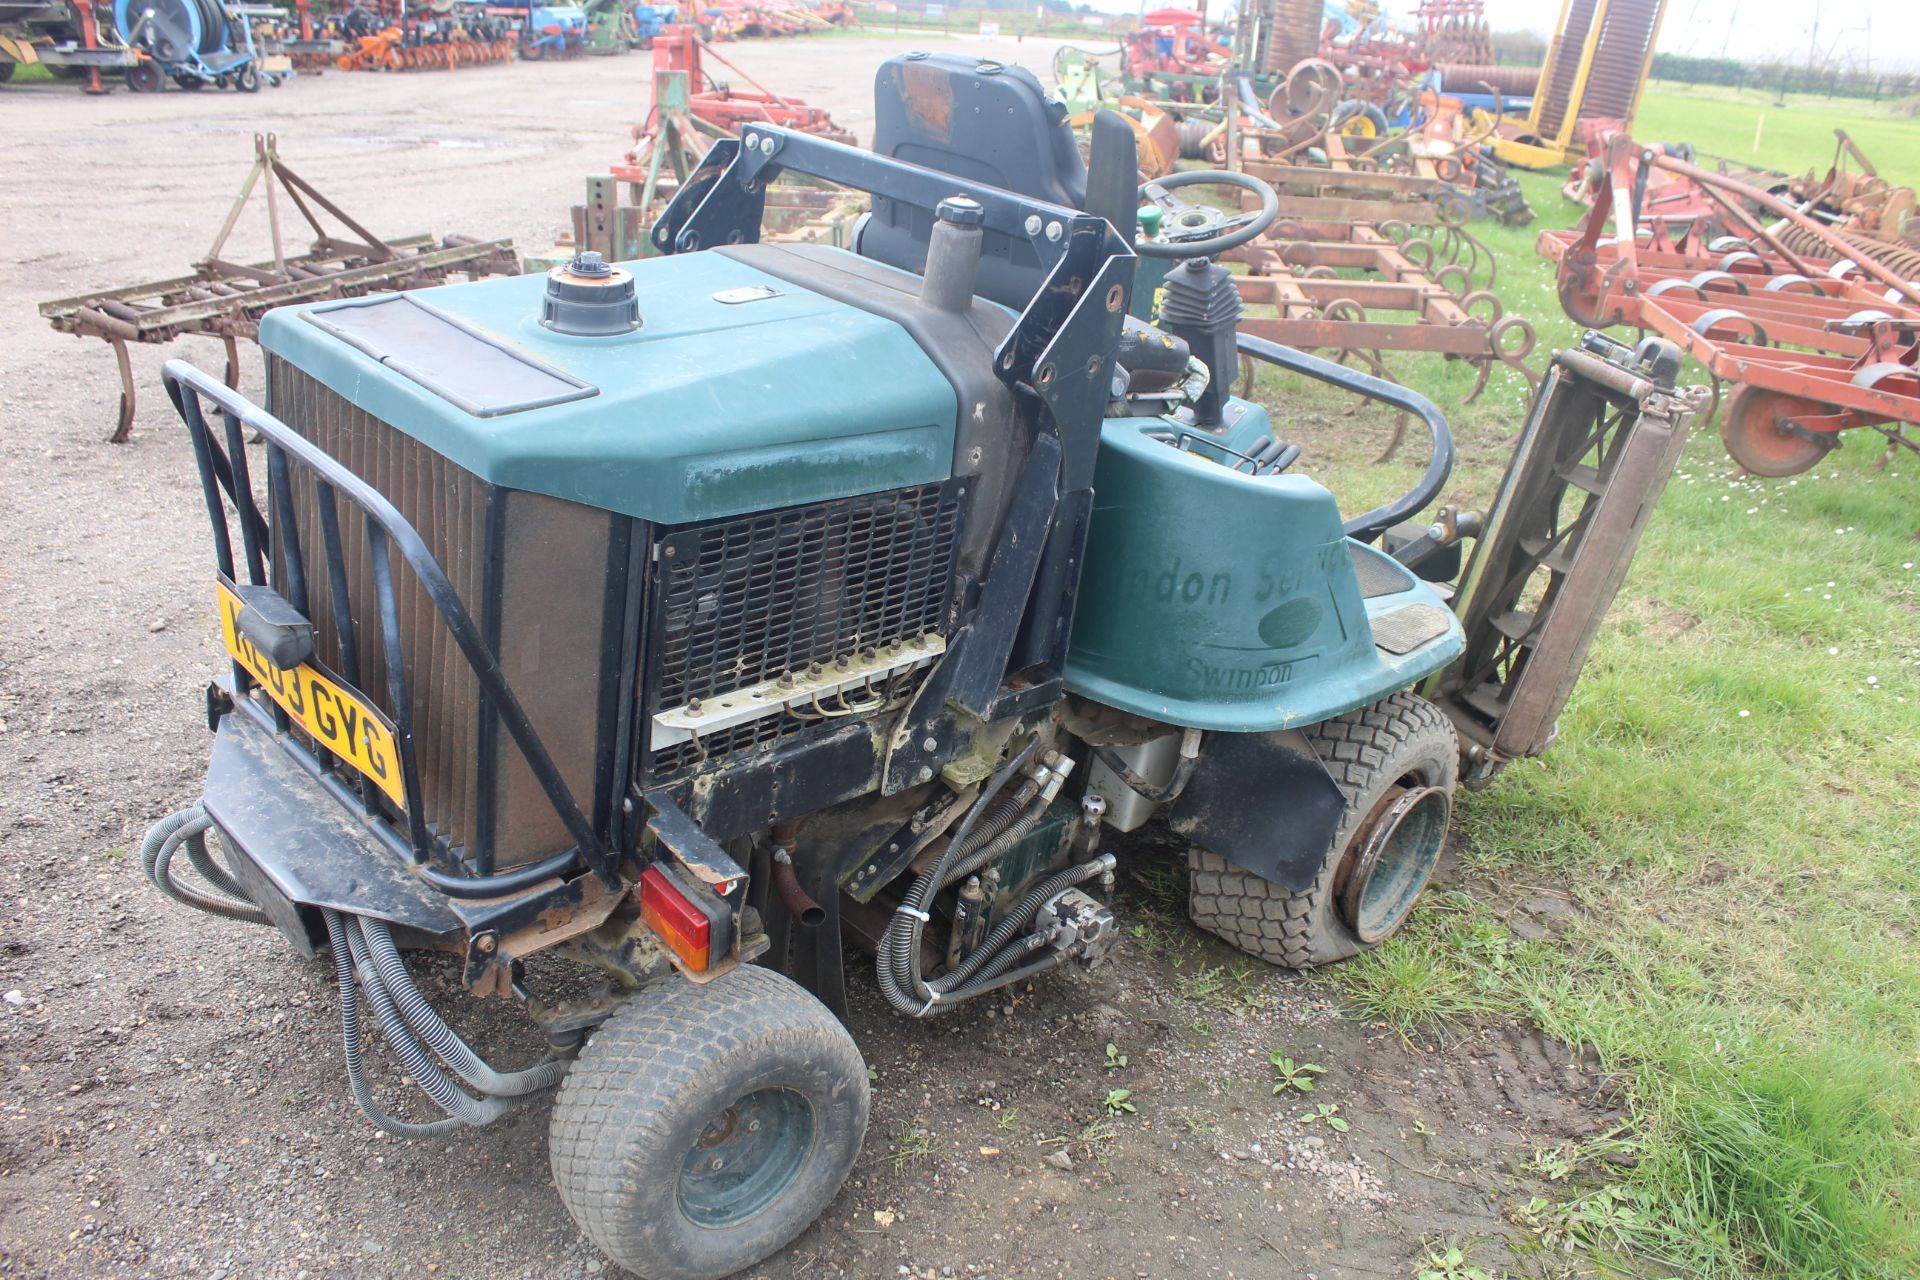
[{"xmin": 1, "ymin": 38, "xmax": 1608, "ymax": 1279}]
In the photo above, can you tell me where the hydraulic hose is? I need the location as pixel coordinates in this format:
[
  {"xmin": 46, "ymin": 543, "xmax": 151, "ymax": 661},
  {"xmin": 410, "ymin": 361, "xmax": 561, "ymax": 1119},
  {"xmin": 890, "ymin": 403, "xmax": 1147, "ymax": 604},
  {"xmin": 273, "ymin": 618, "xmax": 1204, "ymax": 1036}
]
[
  {"xmin": 357, "ymin": 916, "xmax": 569, "ymax": 1099},
  {"xmin": 878, "ymin": 741, "xmax": 1045, "ymax": 1012},
  {"xmin": 879, "ymin": 787, "xmax": 1052, "ymax": 1015},
  {"xmin": 182, "ymin": 828, "xmax": 252, "ymax": 902},
  {"xmin": 323, "ymin": 910, "xmax": 466, "ymax": 1140},
  {"xmin": 340, "ymin": 916, "xmax": 521, "ymax": 1128},
  {"xmin": 142, "ymin": 805, "xmax": 271, "ymax": 925},
  {"xmin": 936, "ymin": 855, "xmax": 1112, "ymax": 993},
  {"xmin": 934, "ymin": 945, "xmax": 1066, "ymax": 1008},
  {"xmin": 940, "ymin": 740, "xmax": 1043, "ymax": 884}
]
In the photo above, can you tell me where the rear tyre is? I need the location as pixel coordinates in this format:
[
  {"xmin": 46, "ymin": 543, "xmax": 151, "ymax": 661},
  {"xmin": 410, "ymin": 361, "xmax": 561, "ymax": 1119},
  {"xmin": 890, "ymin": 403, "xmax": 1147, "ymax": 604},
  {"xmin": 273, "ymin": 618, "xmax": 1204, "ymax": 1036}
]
[
  {"xmin": 1331, "ymin": 100, "xmax": 1388, "ymax": 138},
  {"xmin": 550, "ymin": 965, "xmax": 869, "ymax": 1280},
  {"xmin": 1188, "ymin": 691, "xmax": 1458, "ymax": 968}
]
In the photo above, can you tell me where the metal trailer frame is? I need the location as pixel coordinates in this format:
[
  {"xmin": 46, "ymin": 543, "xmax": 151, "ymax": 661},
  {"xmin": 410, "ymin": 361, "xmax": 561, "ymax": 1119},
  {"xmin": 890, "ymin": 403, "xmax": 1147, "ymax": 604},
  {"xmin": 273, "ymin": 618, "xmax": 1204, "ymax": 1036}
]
[
  {"xmin": 40, "ymin": 134, "xmax": 517, "ymax": 442},
  {"xmin": 1543, "ymin": 136, "xmax": 1920, "ymax": 475}
]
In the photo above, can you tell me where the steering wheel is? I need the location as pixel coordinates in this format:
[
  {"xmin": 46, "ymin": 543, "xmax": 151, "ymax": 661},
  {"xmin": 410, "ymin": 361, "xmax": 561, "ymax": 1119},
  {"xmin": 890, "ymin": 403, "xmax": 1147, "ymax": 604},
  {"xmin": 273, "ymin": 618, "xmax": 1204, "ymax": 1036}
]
[{"xmin": 1135, "ymin": 169, "xmax": 1280, "ymax": 259}]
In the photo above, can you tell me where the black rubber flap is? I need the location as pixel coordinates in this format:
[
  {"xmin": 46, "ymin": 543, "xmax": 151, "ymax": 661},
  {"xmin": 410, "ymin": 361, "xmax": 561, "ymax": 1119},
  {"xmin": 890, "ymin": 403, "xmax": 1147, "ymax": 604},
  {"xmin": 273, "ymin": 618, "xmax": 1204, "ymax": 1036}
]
[
  {"xmin": 1168, "ymin": 730, "xmax": 1346, "ymax": 891},
  {"xmin": 304, "ymin": 294, "xmax": 597, "ymax": 418}
]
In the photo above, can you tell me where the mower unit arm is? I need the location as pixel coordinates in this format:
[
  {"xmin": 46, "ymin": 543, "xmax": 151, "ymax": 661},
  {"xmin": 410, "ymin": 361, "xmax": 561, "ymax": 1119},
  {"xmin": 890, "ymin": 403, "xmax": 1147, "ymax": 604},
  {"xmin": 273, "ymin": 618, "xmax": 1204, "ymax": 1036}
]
[{"xmin": 1236, "ymin": 334, "xmax": 1455, "ymax": 544}]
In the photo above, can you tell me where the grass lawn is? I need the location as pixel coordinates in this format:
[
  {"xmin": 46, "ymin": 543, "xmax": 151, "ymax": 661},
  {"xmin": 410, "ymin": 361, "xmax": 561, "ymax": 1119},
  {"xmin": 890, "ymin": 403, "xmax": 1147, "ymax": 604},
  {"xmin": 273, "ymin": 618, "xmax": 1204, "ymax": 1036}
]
[
  {"xmin": 1242, "ymin": 141, "xmax": 1920, "ymax": 1278},
  {"xmin": 1634, "ymin": 82, "xmax": 1920, "ymax": 189}
]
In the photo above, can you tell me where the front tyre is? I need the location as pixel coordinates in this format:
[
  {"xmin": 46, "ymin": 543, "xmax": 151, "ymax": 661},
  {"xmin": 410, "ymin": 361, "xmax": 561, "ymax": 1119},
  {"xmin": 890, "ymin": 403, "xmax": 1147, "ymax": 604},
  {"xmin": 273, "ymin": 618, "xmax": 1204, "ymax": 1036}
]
[
  {"xmin": 1188, "ymin": 691, "xmax": 1458, "ymax": 968},
  {"xmin": 550, "ymin": 965, "xmax": 869, "ymax": 1280}
]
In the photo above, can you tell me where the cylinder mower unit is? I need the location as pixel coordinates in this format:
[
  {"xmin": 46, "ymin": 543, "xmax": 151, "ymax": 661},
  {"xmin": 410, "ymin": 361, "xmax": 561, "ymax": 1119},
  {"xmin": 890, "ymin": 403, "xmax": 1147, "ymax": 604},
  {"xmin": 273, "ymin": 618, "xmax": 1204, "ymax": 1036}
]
[{"xmin": 142, "ymin": 53, "xmax": 1701, "ymax": 1280}]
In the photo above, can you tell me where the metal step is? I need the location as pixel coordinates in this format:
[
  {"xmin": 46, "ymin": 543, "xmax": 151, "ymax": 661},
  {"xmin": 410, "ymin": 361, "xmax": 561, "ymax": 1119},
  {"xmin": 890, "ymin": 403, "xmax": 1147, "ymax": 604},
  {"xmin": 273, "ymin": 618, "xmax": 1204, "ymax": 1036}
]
[
  {"xmin": 1558, "ymin": 462, "xmax": 1608, "ymax": 496},
  {"xmin": 1490, "ymin": 609, "xmax": 1538, "ymax": 641},
  {"xmin": 1519, "ymin": 532, "xmax": 1578, "ymax": 576}
]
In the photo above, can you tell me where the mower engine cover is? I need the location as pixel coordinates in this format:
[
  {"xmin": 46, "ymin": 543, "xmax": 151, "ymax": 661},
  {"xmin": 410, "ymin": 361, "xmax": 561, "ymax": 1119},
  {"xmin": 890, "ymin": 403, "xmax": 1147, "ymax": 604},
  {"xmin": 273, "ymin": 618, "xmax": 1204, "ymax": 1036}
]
[{"xmin": 258, "ymin": 250, "xmax": 958, "ymax": 525}]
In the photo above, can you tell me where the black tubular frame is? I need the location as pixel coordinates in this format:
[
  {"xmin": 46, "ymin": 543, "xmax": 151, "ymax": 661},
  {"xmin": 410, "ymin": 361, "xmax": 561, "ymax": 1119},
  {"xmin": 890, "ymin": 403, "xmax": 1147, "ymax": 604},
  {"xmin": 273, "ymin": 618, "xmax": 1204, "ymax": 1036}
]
[
  {"xmin": 1236, "ymin": 334, "xmax": 1455, "ymax": 545},
  {"xmin": 163, "ymin": 361, "xmax": 618, "ymax": 892}
]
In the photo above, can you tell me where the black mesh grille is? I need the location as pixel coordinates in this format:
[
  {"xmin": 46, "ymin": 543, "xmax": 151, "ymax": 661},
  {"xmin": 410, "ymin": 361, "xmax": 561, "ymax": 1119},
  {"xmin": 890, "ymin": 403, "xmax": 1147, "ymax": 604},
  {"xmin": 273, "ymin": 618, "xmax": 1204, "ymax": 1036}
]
[{"xmin": 647, "ymin": 483, "xmax": 963, "ymax": 778}]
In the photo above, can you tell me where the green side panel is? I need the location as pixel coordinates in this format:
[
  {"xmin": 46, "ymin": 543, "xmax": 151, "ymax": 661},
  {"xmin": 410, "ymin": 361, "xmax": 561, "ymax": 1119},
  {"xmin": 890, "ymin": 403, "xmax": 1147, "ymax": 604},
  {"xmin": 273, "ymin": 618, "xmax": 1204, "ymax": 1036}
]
[
  {"xmin": 1064, "ymin": 408, "xmax": 1465, "ymax": 732},
  {"xmin": 258, "ymin": 249, "xmax": 957, "ymax": 524}
]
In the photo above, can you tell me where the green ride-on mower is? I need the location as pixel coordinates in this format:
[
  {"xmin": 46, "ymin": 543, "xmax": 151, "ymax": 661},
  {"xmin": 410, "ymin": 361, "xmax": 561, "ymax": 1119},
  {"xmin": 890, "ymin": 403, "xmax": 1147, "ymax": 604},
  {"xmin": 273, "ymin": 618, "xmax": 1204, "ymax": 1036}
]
[{"xmin": 142, "ymin": 54, "xmax": 1700, "ymax": 1280}]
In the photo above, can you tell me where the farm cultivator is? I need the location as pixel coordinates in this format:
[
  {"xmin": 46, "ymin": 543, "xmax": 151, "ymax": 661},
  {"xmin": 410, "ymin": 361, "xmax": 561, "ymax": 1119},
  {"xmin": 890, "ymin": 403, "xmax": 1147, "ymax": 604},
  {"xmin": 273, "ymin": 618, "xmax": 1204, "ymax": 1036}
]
[
  {"xmin": 1543, "ymin": 135, "xmax": 1920, "ymax": 476},
  {"xmin": 40, "ymin": 135, "xmax": 516, "ymax": 442},
  {"xmin": 1228, "ymin": 210, "xmax": 1538, "ymax": 458}
]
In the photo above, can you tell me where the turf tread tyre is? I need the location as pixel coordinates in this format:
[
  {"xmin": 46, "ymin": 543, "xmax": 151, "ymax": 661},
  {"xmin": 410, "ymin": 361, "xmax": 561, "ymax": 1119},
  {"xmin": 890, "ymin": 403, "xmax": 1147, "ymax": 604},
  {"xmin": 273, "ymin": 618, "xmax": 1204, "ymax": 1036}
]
[
  {"xmin": 1188, "ymin": 691, "xmax": 1457, "ymax": 969},
  {"xmin": 550, "ymin": 964, "xmax": 868, "ymax": 1280}
]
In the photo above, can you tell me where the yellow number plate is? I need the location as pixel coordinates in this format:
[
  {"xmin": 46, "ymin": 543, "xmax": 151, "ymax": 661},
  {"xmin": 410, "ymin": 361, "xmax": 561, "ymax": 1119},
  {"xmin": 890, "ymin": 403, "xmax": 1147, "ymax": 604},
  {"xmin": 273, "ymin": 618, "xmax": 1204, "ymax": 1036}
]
[{"xmin": 216, "ymin": 579, "xmax": 407, "ymax": 810}]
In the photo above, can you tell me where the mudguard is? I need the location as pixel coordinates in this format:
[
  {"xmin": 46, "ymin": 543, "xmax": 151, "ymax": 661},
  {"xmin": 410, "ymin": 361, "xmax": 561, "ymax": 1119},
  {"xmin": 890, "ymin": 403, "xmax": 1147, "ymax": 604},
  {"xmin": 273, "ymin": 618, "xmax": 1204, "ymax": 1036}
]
[{"xmin": 1167, "ymin": 729, "xmax": 1347, "ymax": 890}]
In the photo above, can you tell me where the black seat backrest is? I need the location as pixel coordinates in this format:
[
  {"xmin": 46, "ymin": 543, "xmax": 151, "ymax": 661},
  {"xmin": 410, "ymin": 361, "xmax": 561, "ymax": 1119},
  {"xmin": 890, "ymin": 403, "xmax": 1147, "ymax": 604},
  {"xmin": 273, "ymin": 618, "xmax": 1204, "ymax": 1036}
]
[{"xmin": 858, "ymin": 52, "xmax": 1088, "ymax": 310}]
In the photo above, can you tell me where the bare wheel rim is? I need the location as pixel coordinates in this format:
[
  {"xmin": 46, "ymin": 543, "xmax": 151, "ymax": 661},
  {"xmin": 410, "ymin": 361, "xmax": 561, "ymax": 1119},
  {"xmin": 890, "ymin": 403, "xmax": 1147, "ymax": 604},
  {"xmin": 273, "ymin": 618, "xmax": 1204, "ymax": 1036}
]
[
  {"xmin": 1337, "ymin": 783, "xmax": 1451, "ymax": 944},
  {"xmin": 675, "ymin": 1087, "xmax": 815, "ymax": 1229}
]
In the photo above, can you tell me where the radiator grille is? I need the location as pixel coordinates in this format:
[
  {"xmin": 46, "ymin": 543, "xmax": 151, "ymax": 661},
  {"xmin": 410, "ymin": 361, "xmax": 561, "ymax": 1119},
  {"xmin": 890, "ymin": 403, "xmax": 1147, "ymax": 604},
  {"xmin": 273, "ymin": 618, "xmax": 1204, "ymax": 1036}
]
[
  {"xmin": 268, "ymin": 357, "xmax": 488, "ymax": 857},
  {"xmin": 647, "ymin": 483, "xmax": 963, "ymax": 778}
]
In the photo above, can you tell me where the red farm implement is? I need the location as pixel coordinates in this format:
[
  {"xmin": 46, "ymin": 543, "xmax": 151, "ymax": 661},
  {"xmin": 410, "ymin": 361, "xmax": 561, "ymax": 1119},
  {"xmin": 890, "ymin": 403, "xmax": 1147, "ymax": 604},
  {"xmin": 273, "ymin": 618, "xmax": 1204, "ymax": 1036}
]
[
  {"xmin": 1542, "ymin": 135, "xmax": 1920, "ymax": 477},
  {"xmin": 611, "ymin": 25, "xmax": 850, "ymax": 219}
]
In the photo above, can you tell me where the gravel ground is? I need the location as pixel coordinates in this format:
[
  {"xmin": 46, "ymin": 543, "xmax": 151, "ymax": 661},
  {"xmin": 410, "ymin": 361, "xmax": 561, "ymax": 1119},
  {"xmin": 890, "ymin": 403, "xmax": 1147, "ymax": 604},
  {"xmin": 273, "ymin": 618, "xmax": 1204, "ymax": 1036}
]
[{"xmin": 2, "ymin": 37, "xmax": 1613, "ymax": 1279}]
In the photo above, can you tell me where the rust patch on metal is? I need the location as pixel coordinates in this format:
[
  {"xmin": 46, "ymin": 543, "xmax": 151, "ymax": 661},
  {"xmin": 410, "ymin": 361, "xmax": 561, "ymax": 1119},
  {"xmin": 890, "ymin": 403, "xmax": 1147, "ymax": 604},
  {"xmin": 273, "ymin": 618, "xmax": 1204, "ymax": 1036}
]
[{"xmin": 899, "ymin": 61, "xmax": 955, "ymax": 140}]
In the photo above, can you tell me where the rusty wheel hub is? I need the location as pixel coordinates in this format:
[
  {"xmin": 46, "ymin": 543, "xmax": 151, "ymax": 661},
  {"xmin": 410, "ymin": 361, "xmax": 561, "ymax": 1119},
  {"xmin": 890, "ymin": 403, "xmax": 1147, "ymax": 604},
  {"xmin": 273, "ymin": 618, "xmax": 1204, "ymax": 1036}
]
[
  {"xmin": 1720, "ymin": 385, "xmax": 1841, "ymax": 477},
  {"xmin": 1334, "ymin": 783, "xmax": 1451, "ymax": 944}
]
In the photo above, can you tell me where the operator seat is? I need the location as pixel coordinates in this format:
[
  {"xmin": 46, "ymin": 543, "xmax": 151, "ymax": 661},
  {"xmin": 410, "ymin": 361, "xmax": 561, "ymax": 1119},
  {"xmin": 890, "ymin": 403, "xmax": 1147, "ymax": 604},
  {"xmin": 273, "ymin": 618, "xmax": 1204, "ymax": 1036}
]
[{"xmin": 858, "ymin": 51, "xmax": 1090, "ymax": 310}]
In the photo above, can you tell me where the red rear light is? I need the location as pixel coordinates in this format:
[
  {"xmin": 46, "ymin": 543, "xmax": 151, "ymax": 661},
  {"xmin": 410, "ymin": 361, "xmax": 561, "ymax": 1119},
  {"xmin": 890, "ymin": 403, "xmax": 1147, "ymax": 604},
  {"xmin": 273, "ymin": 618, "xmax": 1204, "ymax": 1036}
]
[{"xmin": 640, "ymin": 865, "xmax": 711, "ymax": 971}]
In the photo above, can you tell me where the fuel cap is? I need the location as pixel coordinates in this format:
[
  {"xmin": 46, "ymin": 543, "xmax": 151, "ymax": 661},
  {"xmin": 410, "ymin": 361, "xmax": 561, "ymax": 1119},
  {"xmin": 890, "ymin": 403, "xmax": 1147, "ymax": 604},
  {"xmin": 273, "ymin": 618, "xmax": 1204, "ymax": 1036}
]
[{"xmin": 542, "ymin": 251, "xmax": 641, "ymax": 336}]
